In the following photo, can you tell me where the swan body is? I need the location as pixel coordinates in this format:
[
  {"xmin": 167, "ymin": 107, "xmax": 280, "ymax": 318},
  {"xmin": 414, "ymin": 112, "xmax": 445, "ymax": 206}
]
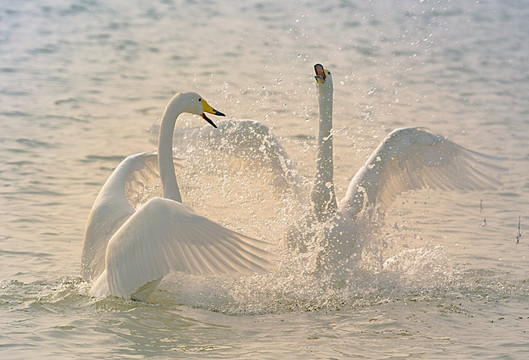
[
  {"xmin": 81, "ymin": 92, "xmax": 274, "ymax": 300},
  {"xmin": 286, "ymin": 64, "xmax": 503, "ymax": 264},
  {"xmin": 184, "ymin": 65, "xmax": 502, "ymax": 269}
]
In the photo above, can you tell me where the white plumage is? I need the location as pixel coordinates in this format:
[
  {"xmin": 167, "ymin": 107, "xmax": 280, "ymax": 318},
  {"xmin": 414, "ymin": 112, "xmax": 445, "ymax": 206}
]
[
  {"xmin": 81, "ymin": 92, "xmax": 274, "ymax": 300},
  {"xmin": 340, "ymin": 126, "xmax": 503, "ymax": 219},
  {"xmin": 187, "ymin": 65, "xmax": 503, "ymax": 262}
]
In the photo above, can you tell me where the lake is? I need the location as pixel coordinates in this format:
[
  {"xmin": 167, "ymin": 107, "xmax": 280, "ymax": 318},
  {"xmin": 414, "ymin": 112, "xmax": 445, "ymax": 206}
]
[{"xmin": 1, "ymin": 0, "xmax": 528, "ymax": 358}]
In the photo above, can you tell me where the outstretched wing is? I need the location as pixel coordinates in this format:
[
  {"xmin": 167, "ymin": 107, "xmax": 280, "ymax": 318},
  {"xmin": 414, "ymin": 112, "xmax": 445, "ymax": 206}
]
[
  {"xmin": 123, "ymin": 152, "xmax": 163, "ymax": 208},
  {"xmin": 81, "ymin": 152, "xmax": 169, "ymax": 281},
  {"xmin": 91, "ymin": 197, "xmax": 276, "ymax": 299},
  {"xmin": 339, "ymin": 127, "xmax": 505, "ymax": 218},
  {"xmin": 194, "ymin": 119, "xmax": 307, "ymax": 204}
]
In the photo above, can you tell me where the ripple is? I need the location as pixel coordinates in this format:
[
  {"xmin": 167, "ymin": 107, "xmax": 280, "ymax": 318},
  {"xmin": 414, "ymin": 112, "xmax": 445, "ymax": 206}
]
[
  {"xmin": 29, "ymin": 44, "xmax": 59, "ymax": 55},
  {"xmin": 16, "ymin": 138, "xmax": 56, "ymax": 149},
  {"xmin": 0, "ymin": 110, "xmax": 32, "ymax": 118},
  {"xmin": 0, "ymin": 67, "xmax": 16, "ymax": 73},
  {"xmin": 82, "ymin": 154, "xmax": 126, "ymax": 163},
  {"xmin": 58, "ymin": 4, "xmax": 89, "ymax": 16},
  {"xmin": 54, "ymin": 98, "xmax": 80, "ymax": 106}
]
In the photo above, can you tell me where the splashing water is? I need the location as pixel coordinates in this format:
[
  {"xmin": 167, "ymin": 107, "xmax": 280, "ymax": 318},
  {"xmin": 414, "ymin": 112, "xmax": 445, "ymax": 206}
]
[
  {"xmin": 3, "ymin": 0, "xmax": 529, "ymax": 357},
  {"xmin": 107, "ymin": 123, "xmax": 463, "ymax": 315}
]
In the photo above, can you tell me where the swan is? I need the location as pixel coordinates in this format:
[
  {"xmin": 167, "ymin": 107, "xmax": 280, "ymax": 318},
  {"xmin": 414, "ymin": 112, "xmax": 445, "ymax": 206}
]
[
  {"xmin": 312, "ymin": 64, "xmax": 502, "ymax": 217},
  {"xmin": 188, "ymin": 64, "xmax": 502, "ymax": 268},
  {"xmin": 286, "ymin": 64, "xmax": 503, "ymax": 266},
  {"xmin": 81, "ymin": 92, "xmax": 274, "ymax": 300}
]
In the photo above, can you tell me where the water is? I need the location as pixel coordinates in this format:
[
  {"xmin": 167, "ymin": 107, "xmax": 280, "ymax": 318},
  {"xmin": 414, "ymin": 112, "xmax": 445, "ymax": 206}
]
[{"xmin": 1, "ymin": 0, "xmax": 528, "ymax": 358}]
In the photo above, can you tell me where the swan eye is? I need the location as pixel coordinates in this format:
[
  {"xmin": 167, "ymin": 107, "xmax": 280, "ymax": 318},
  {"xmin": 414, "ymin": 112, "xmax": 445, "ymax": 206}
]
[{"xmin": 198, "ymin": 98, "xmax": 202, "ymax": 102}]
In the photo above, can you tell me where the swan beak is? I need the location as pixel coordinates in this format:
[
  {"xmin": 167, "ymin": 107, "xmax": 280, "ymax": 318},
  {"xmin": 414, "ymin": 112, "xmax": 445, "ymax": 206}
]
[
  {"xmin": 314, "ymin": 63, "xmax": 326, "ymax": 84},
  {"xmin": 201, "ymin": 100, "xmax": 225, "ymax": 128}
]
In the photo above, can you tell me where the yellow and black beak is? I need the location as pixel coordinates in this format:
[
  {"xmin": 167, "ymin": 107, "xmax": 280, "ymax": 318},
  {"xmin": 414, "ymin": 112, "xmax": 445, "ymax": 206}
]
[
  {"xmin": 314, "ymin": 63, "xmax": 326, "ymax": 84},
  {"xmin": 201, "ymin": 99, "xmax": 225, "ymax": 128}
]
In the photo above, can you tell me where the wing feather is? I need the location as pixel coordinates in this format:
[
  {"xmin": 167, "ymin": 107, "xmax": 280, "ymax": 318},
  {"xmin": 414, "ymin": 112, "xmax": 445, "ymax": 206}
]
[
  {"xmin": 93, "ymin": 197, "xmax": 275, "ymax": 298},
  {"xmin": 339, "ymin": 127, "xmax": 505, "ymax": 217},
  {"xmin": 82, "ymin": 152, "xmax": 185, "ymax": 281},
  {"xmin": 82, "ymin": 153, "xmax": 152, "ymax": 281},
  {"xmin": 195, "ymin": 119, "xmax": 307, "ymax": 204}
]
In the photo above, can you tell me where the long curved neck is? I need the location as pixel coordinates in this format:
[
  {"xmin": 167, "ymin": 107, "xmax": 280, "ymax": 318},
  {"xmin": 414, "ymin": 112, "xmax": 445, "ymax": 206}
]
[
  {"xmin": 311, "ymin": 86, "xmax": 337, "ymax": 221},
  {"xmin": 158, "ymin": 96, "xmax": 183, "ymax": 202}
]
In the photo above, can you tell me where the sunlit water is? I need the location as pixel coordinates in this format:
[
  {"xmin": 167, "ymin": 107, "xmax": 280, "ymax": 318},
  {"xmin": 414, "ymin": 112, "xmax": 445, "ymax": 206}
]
[{"xmin": 1, "ymin": 0, "xmax": 529, "ymax": 358}]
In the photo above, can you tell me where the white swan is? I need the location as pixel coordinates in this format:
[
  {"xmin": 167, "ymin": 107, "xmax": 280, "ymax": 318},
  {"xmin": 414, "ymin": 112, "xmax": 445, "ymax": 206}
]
[
  {"xmin": 313, "ymin": 64, "xmax": 502, "ymax": 216},
  {"xmin": 287, "ymin": 64, "xmax": 503, "ymax": 264},
  {"xmin": 188, "ymin": 65, "xmax": 502, "ymax": 266},
  {"xmin": 81, "ymin": 92, "xmax": 274, "ymax": 300}
]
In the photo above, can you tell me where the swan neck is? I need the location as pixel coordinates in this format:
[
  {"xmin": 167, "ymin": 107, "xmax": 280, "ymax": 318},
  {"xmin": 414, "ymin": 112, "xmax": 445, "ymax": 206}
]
[
  {"xmin": 317, "ymin": 89, "xmax": 333, "ymax": 142},
  {"xmin": 311, "ymin": 87, "xmax": 337, "ymax": 221},
  {"xmin": 158, "ymin": 97, "xmax": 182, "ymax": 202}
]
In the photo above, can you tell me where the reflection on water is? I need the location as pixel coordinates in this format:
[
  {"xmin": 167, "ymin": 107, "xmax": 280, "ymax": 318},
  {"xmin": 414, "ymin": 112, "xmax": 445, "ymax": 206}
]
[{"xmin": 1, "ymin": 0, "xmax": 529, "ymax": 358}]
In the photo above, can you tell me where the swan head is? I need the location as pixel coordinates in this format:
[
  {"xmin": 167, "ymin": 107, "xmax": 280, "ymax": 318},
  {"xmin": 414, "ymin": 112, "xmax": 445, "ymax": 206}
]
[
  {"xmin": 314, "ymin": 63, "xmax": 333, "ymax": 94},
  {"xmin": 177, "ymin": 92, "xmax": 225, "ymax": 128}
]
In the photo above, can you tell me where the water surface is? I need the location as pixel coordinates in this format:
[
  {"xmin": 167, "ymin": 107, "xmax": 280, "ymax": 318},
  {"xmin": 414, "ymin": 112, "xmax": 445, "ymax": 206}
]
[{"xmin": 1, "ymin": 0, "xmax": 528, "ymax": 358}]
